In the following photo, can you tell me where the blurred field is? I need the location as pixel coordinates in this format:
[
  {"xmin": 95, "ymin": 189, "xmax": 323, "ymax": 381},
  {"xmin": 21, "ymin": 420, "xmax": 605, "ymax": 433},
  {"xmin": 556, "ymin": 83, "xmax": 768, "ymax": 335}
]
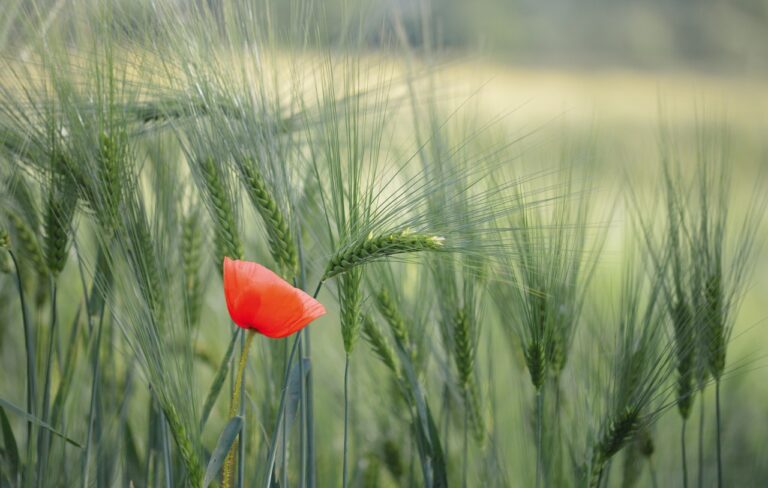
[{"xmin": 2, "ymin": 2, "xmax": 768, "ymax": 487}]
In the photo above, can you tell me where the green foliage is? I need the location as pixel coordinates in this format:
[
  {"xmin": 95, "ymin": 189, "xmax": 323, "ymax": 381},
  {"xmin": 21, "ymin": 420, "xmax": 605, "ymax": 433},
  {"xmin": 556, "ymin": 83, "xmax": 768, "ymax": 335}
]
[{"xmin": 0, "ymin": 3, "xmax": 765, "ymax": 488}]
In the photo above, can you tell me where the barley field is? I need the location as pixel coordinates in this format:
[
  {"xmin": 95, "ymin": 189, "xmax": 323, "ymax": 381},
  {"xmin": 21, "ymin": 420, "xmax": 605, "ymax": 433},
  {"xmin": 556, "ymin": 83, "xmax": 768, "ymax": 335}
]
[{"xmin": 1, "ymin": 1, "xmax": 767, "ymax": 487}]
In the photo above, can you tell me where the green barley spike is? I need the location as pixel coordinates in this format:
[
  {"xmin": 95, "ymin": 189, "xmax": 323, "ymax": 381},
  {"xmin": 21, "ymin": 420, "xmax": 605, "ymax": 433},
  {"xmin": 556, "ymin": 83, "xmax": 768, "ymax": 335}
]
[
  {"xmin": 43, "ymin": 190, "xmax": 76, "ymax": 276},
  {"xmin": 704, "ymin": 271, "xmax": 725, "ymax": 379},
  {"xmin": 240, "ymin": 161, "xmax": 298, "ymax": 277},
  {"xmin": 671, "ymin": 299, "xmax": 695, "ymax": 418},
  {"xmin": 162, "ymin": 404, "xmax": 203, "ymax": 487},
  {"xmin": 200, "ymin": 158, "xmax": 243, "ymax": 263},
  {"xmin": 182, "ymin": 213, "xmax": 204, "ymax": 329},
  {"xmin": 362, "ymin": 314, "xmax": 400, "ymax": 376},
  {"xmin": 6, "ymin": 211, "xmax": 47, "ymax": 275},
  {"xmin": 375, "ymin": 288, "xmax": 410, "ymax": 348},
  {"xmin": 340, "ymin": 269, "xmax": 363, "ymax": 354},
  {"xmin": 525, "ymin": 341, "xmax": 547, "ymax": 391},
  {"xmin": 323, "ymin": 231, "xmax": 444, "ymax": 281},
  {"xmin": 590, "ymin": 407, "xmax": 641, "ymax": 488},
  {"xmin": 453, "ymin": 308, "xmax": 474, "ymax": 388}
]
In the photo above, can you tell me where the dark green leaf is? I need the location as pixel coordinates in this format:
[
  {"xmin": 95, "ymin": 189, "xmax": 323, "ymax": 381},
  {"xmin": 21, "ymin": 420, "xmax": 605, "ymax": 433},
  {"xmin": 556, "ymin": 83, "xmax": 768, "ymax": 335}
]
[
  {"xmin": 203, "ymin": 415, "xmax": 243, "ymax": 488},
  {"xmin": 0, "ymin": 398, "xmax": 81, "ymax": 448}
]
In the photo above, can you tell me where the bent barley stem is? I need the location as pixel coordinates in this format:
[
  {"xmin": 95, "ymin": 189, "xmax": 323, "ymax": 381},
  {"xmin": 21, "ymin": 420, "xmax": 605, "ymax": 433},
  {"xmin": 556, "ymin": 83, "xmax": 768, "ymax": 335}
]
[{"xmin": 222, "ymin": 330, "xmax": 256, "ymax": 488}]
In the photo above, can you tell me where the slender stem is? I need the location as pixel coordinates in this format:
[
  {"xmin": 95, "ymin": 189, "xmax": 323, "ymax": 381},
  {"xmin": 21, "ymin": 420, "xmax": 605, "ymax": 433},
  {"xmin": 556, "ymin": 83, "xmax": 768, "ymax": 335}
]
[
  {"xmin": 697, "ymin": 392, "xmax": 705, "ymax": 488},
  {"xmin": 238, "ymin": 335, "xmax": 247, "ymax": 488},
  {"xmin": 222, "ymin": 330, "xmax": 256, "ymax": 488},
  {"xmin": 715, "ymin": 379, "xmax": 723, "ymax": 488},
  {"xmin": 264, "ymin": 335, "xmax": 302, "ymax": 487},
  {"xmin": 649, "ymin": 456, "xmax": 659, "ymax": 488},
  {"xmin": 342, "ymin": 354, "xmax": 351, "ymax": 488},
  {"xmin": 282, "ymin": 339, "xmax": 289, "ymax": 486},
  {"xmin": 37, "ymin": 277, "xmax": 58, "ymax": 486},
  {"xmin": 261, "ymin": 281, "xmax": 323, "ymax": 488},
  {"xmin": 305, "ymin": 327, "xmax": 316, "ymax": 488},
  {"xmin": 297, "ymin": 239, "xmax": 317, "ymax": 488},
  {"xmin": 535, "ymin": 388, "xmax": 543, "ymax": 488},
  {"xmin": 681, "ymin": 419, "xmax": 688, "ymax": 488},
  {"xmin": 82, "ymin": 303, "xmax": 106, "ymax": 488},
  {"xmin": 462, "ymin": 397, "xmax": 469, "ymax": 488},
  {"xmin": 306, "ymin": 282, "xmax": 321, "ymax": 488},
  {"xmin": 9, "ymin": 251, "xmax": 36, "ymax": 438},
  {"xmin": 299, "ymin": 334, "xmax": 307, "ymax": 488},
  {"xmin": 440, "ymin": 385, "xmax": 451, "ymax": 460},
  {"xmin": 595, "ymin": 463, "xmax": 605, "ymax": 488}
]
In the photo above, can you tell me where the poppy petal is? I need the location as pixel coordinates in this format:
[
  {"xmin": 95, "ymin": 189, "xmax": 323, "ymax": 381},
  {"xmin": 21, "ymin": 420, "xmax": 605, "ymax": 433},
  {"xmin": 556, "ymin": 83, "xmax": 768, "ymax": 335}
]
[{"xmin": 223, "ymin": 257, "xmax": 326, "ymax": 338}]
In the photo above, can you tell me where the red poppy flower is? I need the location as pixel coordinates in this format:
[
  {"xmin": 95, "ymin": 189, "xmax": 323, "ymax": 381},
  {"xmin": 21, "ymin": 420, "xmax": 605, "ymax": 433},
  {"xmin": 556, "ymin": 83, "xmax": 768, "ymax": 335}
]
[{"xmin": 223, "ymin": 257, "xmax": 326, "ymax": 338}]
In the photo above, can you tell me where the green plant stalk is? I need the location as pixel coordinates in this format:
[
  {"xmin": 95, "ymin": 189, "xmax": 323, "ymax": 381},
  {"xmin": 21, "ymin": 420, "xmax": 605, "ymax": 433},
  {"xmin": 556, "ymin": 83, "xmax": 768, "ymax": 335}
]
[
  {"xmin": 282, "ymin": 340, "xmax": 289, "ymax": 486},
  {"xmin": 37, "ymin": 278, "xmax": 58, "ymax": 486},
  {"xmin": 681, "ymin": 419, "xmax": 688, "ymax": 488},
  {"xmin": 715, "ymin": 379, "xmax": 723, "ymax": 488},
  {"xmin": 200, "ymin": 329, "xmax": 240, "ymax": 431},
  {"xmin": 82, "ymin": 303, "xmax": 106, "ymax": 488},
  {"xmin": 222, "ymin": 330, "xmax": 256, "ymax": 488},
  {"xmin": 263, "ymin": 282, "xmax": 323, "ymax": 487},
  {"xmin": 463, "ymin": 404, "xmax": 469, "ymax": 488},
  {"xmin": 297, "ymin": 235, "xmax": 315, "ymax": 488},
  {"xmin": 238, "ymin": 335, "xmax": 247, "ymax": 488},
  {"xmin": 9, "ymin": 250, "xmax": 37, "ymax": 488},
  {"xmin": 305, "ymin": 328, "xmax": 317, "ymax": 488},
  {"xmin": 299, "ymin": 334, "xmax": 308, "ymax": 488},
  {"xmin": 342, "ymin": 354, "xmax": 351, "ymax": 488},
  {"xmin": 264, "ymin": 335, "xmax": 302, "ymax": 487},
  {"xmin": 698, "ymin": 394, "xmax": 705, "ymax": 488},
  {"xmin": 535, "ymin": 388, "xmax": 543, "ymax": 488}
]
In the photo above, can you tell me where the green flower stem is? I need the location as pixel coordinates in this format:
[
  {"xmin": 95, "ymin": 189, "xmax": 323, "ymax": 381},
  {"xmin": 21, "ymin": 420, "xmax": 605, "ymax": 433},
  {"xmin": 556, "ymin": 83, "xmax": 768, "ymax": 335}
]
[{"xmin": 222, "ymin": 330, "xmax": 256, "ymax": 488}]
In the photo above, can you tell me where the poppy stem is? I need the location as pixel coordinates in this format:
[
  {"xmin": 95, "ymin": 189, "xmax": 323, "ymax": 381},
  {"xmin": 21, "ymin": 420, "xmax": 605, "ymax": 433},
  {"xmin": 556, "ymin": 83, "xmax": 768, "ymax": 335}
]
[{"xmin": 222, "ymin": 330, "xmax": 256, "ymax": 488}]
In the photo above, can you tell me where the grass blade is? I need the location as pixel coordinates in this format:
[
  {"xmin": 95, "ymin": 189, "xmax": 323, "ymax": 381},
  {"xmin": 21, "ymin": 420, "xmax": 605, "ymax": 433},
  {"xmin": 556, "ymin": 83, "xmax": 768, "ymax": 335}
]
[
  {"xmin": 204, "ymin": 416, "xmax": 244, "ymax": 488},
  {"xmin": 0, "ymin": 398, "xmax": 81, "ymax": 448}
]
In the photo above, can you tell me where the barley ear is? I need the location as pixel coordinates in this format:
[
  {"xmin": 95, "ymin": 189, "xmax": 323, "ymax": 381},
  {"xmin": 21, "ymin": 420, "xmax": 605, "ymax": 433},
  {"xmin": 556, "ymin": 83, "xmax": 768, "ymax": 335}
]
[
  {"xmin": 375, "ymin": 288, "xmax": 411, "ymax": 353},
  {"xmin": 6, "ymin": 211, "xmax": 47, "ymax": 276},
  {"xmin": 362, "ymin": 314, "xmax": 400, "ymax": 377},
  {"xmin": 163, "ymin": 404, "xmax": 204, "ymax": 487},
  {"xmin": 240, "ymin": 161, "xmax": 298, "ymax": 277},
  {"xmin": 704, "ymin": 272, "xmax": 726, "ymax": 379},
  {"xmin": 323, "ymin": 231, "xmax": 445, "ymax": 281},
  {"xmin": 525, "ymin": 341, "xmax": 547, "ymax": 391},
  {"xmin": 671, "ymin": 299, "xmax": 695, "ymax": 418},
  {"xmin": 590, "ymin": 406, "xmax": 641, "ymax": 488},
  {"xmin": 43, "ymin": 193, "xmax": 74, "ymax": 276},
  {"xmin": 200, "ymin": 158, "xmax": 243, "ymax": 263},
  {"xmin": 453, "ymin": 308, "xmax": 485, "ymax": 443},
  {"xmin": 182, "ymin": 212, "xmax": 204, "ymax": 329},
  {"xmin": 340, "ymin": 270, "xmax": 363, "ymax": 354}
]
